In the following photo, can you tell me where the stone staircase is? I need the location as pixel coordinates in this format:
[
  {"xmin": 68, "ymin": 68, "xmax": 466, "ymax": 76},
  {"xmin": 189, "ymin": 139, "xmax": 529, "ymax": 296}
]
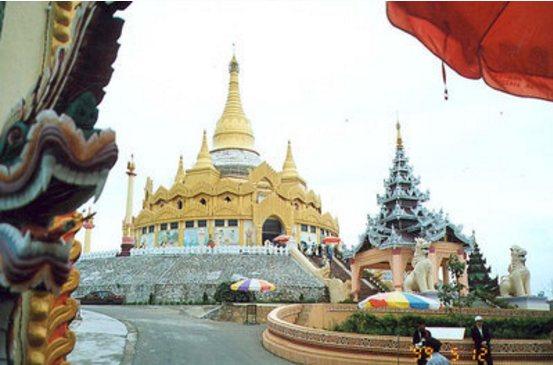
[
  {"xmin": 305, "ymin": 255, "xmax": 379, "ymax": 300},
  {"xmin": 75, "ymin": 254, "xmax": 326, "ymax": 303}
]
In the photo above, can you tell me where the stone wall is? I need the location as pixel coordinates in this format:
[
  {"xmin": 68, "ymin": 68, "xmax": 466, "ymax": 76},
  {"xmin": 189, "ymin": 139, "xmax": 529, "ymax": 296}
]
[
  {"xmin": 74, "ymin": 254, "xmax": 327, "ymax": 303},
  {"xmin": 263, "ymin": 304, "xmax": 553, "ymax": 365},
  {"xmin": 213, "ymin": 303, "xmax": 282, "ymax": 324}
]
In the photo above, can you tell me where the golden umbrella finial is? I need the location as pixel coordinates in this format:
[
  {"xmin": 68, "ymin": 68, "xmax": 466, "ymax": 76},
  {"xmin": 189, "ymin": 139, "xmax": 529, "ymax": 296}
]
[
  {"xmin": 396, "ymin": 121, "xmax": 403, "ymax": 148},
  {"xmin": 127, "ymin": 154, "xmax": 136, "ymax": 174}
]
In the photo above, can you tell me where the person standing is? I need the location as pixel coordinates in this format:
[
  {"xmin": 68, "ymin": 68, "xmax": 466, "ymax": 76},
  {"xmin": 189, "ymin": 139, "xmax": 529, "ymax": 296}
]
[
  {"xmin": 413, "ymin": 321, "xmax": 432, "ymax": 365},
  {"xmin": 471, "ymin": 316, "xmax": 494, "ymax": 365},
  {"xmin": 328, "ymin": 244, "xmax": 334, "ymax": 261}
]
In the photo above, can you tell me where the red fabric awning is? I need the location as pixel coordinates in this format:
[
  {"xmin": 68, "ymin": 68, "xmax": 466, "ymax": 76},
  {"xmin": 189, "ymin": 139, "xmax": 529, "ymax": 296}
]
[{"xmin": 387, "ymin": 1, "xmax": 553, "ymax": 102}]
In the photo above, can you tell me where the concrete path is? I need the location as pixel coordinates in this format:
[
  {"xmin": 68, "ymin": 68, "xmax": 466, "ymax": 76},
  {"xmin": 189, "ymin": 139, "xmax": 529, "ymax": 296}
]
[
  {"xmin": 68, "ymin": 309, "xmax": 128, "ymax": 365},
  {"xmin": 87, "ymin": 305, "xmax": 293, "ymax": 365}
]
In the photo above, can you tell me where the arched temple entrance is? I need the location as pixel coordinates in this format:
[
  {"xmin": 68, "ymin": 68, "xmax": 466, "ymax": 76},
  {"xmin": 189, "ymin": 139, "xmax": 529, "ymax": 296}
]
[{"xmin": 262, "ymin": 218, "xmax": 283, "ymax": 243}]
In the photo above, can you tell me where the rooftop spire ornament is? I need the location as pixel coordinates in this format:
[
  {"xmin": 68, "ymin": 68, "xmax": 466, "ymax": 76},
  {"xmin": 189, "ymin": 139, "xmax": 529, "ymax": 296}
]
[{"xmin": 396, "ymin": 121, "xmax": 403, "ymax": 149}]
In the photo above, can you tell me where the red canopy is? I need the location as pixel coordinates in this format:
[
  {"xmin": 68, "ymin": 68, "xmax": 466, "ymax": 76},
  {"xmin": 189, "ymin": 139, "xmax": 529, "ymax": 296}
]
[
  {"xmin": 387, "ymin": 2, "xmax": 553, "ymax": 102},
  {"xmin": 323, "ymin": 237, "xmax": 341, "ymax": 244}
]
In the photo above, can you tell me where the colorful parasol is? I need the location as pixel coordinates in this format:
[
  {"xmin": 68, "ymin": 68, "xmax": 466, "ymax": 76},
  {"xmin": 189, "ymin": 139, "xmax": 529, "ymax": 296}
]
[
  {"xmin": 230, "ymin": 279, "xmax": 276, "ymax": 292},
  {"xmin": 358, "ymin": 291, "xmax": 441, "ymax": 310},
  {"xmin": 273, "ymin": 235, "xmax": 292, "ymax": 243},
  {"xmin": 322, "ymin": 236, "xmax": 341, "ymax": 243},
  {"xmin": 387, "ymin": 2, "xmax": 553, "ymax": 102}
]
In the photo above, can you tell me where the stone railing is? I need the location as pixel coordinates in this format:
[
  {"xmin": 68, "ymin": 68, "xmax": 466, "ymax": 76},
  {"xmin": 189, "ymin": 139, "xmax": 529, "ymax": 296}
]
[
  {"xmin": 263, "ymin": 304, "xmax": 553, "ymax": 365},
  {"xmin": 79, "ymin": 250, "xmax": 119, "ymax": 260},
  {"xmin": 130, "ymin": 245, "xmax": 290, "ymax": 257}
]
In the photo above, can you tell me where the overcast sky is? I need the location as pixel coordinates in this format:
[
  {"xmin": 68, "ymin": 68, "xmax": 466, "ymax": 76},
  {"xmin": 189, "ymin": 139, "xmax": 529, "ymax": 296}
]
[{"xmin": 77, "ymin": 1, "xmax": 553, "ymax": 296}]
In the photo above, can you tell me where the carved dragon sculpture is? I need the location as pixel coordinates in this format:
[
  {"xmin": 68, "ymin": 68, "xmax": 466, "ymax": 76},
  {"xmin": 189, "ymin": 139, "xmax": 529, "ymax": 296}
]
[{"xmin": 0, "ymin": 2, "xmax": 129, "ymax": 364}]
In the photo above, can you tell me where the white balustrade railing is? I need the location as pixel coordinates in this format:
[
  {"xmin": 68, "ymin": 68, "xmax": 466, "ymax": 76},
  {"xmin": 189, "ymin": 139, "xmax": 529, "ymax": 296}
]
[
  {"xmin": 130, "ymin": 245, "xmax": 289, "ymax": 257},
  {"xmin": 80, "ymin": 250, "xmax": 119, "ymax": 260}
]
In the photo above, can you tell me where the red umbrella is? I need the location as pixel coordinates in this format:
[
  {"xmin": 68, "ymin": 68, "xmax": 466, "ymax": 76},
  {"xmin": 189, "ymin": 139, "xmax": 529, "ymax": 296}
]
[
  {"xmin": 322, "ymin": 236, "xmax": 341, "ymax": 244},
  {"xmin": 387, "ymin": 2, "xmax": 553, "ymax": 102},
  {"xmin": 273, "ymin": 235, "xmax": 292, "ymax": 243}
]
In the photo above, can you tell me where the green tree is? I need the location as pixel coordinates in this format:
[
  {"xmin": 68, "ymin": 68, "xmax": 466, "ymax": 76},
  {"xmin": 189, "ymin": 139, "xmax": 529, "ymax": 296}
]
[
  {"xmin": 438, "ymin": 254, "xmax": 473, "ymax": 310},
  {"xmin": 467, "ymin": 241, "xmax": 499, "ymax": 299}
]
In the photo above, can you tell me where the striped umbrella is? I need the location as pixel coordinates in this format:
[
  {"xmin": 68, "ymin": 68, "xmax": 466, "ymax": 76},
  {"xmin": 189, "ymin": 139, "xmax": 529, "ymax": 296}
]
[
  {"xmin": 358, "ymin": 291, "xmax": 441, "ymax": 310},
  {"xmin": 273, "ymin": 235, "xmax": 292, "ymax": 243},
  {"xmin": 230, "ymin": 279, "xmax": 276, "ymax": 292}
]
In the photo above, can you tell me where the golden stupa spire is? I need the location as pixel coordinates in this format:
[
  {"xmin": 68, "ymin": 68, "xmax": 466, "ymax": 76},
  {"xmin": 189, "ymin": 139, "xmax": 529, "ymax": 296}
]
[
  {"xmin": 282, "ymin": 141, "xmax": 304, "ymax": 184},
  {"xmin": 396, "ymin": 120, "xmax": 403, "ymax": 149},
  {"xmin": 193, "ymin": 130, "xmax": 216, "ymax": 170},
  {"xmin": 212, "ymin": 53, "xmax": 257, "ymax": 153},
  {"xmin": 174, "ymin": 155, "xmax": 186, "ymax": 183}
]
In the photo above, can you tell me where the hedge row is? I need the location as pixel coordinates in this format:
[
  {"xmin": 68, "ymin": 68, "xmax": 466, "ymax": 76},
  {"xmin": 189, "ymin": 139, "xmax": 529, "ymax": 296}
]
[{"xmin": 333, "ymin": 313, "xmax": 553, "ymax": 340}]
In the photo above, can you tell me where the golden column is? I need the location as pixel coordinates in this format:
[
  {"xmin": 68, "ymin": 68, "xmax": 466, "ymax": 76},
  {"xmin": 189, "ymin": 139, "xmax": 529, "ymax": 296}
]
[
  {"xmin": 83, "ymin": 207, "xmax": 95, "ymax": 253},
  {"xmin": 119, "ymin": 155, "xmax": 136, "ymax": 256}
]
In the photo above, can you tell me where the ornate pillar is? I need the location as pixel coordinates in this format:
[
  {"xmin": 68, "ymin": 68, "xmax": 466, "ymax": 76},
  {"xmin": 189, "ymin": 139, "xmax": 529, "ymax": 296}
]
[
  {"xmin": 256, "ymin": 224, "xmax": 263, "ymax": 247},
  {"xmin": 429, "ymin": 246, "xmax": 438, "ymax": 286},
  {"xmin": 350, "ymin": 258, "xmax": 361, "ymax": 301},
  {"xmin": 239, "ymin": 219, "xmax": 244, "ymax": 246},
  {"xmin": 392, "ymin": 248, "xmax": 405, "ymax": 291},
  {"xmin": 457, "ymin": 248, "xmax": 469, "ymax": 295},
  {"xmin": 83, "ymin": 208, "xmax": 95, "ymax": 253},
  {"xmin": 442, "ymin": 263, "xmax": 450, "ymax": 285},
  {"xmin": 178, "ymin": 222, "xmax": 184, "ymax": 247},
  {"xmin": 119, "ymin": 156, "xmax": 136, "ymax": 257}
]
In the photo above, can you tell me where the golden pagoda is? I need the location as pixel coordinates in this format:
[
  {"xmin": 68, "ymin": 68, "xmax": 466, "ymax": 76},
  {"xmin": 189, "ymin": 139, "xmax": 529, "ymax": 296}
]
[{"xmin": 133, "ymin": 55, "xmax": 339, "ymax": 248}]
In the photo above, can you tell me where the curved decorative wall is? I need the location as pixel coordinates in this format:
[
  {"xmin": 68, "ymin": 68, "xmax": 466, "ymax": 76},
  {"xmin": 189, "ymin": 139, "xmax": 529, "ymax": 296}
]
[{"xmin": 262, "ymin": 304, "xmax": 553, "ymax": 365}]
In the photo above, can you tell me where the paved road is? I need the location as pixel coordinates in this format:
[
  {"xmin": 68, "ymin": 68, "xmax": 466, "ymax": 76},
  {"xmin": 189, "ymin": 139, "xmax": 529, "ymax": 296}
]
[{"xmin": 87, "ymin": 305, "xmax": 294, "ymax": 365}]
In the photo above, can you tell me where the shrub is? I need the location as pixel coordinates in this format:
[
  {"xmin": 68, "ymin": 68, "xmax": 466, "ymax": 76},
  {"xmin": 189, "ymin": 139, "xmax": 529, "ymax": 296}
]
[
  {"xmin": 214, "ymin": 281, "xmax": 253, "ymax": 303},
  {"xmin": 333, "ymin": 312, "xmax": 553, "ymax": 339},
  {"xmin": 202, "ymin": 292, "xmax": 209, "ymax": 304}
]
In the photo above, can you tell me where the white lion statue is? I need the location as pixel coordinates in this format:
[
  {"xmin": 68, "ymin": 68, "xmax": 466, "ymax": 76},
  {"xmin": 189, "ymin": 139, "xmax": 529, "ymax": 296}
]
[
  {"xmin": 499, "ymin": 245, "xmax": 531, "ymax": 297},
  {"xmin": 404, "ymin": 238, "xmax": 434, "ymax": 293}
]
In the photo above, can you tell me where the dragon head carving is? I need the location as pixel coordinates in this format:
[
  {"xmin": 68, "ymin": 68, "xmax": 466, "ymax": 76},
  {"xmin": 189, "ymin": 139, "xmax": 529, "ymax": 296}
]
[
  {"xmin": 0, "ymin": 109, "xmax": 117, "ymax": 292},
  {"xmin": 0, "ymin": 2, "xmax": 128, "ymax": 295}
]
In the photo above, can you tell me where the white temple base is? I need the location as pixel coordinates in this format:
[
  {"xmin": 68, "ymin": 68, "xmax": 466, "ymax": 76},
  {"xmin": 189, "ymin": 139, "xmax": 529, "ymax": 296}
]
[{"xmin": 500, "ymin": 295, "xmax": 549, "ymax": 311}]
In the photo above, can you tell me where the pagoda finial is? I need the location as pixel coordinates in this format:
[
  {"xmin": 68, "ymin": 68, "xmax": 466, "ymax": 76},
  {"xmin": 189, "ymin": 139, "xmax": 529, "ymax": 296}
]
[
  {"xmin": 396, "ymin": 121, "xmax": 403, "ymax": 149},
  {"xmin": 282, "ymin": 140, "xmax": 303, "ymax": 183},
  {"xmin": 193, "ymin": 130, "xmax": 216, "ymax": 170},
  {"xmin": 212, "ymin": 53, "xmax": 257, "ymax": 153},
  {"xmin": 126, "ymin": 154, "xmax": 136, "ymax": 176},
  {"xmin": 174, "ymin": 155, "xmax": 186, "ymax": 183}
]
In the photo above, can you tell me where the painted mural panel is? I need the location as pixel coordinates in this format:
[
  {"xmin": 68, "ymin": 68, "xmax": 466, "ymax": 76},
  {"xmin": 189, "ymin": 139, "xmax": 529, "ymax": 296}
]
[
  {"xmin": 214, "ymin": 227, "xmax": 239, "ymax": 246},
  {"xmin": 183, "ymin": 228, "xmax": 208, "ymax": 246},
  {"xmin": 243, "ymin": 220, "xmax": 255, "ymax": 246},
  {"xmin": 158, "ymin": 229, "xmax": 179, "ymax": 247},
  {"xmin": 139, "ymin": 233, "xmax": 155, "ymax": 249},
  {"xmin": 300, "ymin": 232, "xmax": 318, "ymax": 247}
]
